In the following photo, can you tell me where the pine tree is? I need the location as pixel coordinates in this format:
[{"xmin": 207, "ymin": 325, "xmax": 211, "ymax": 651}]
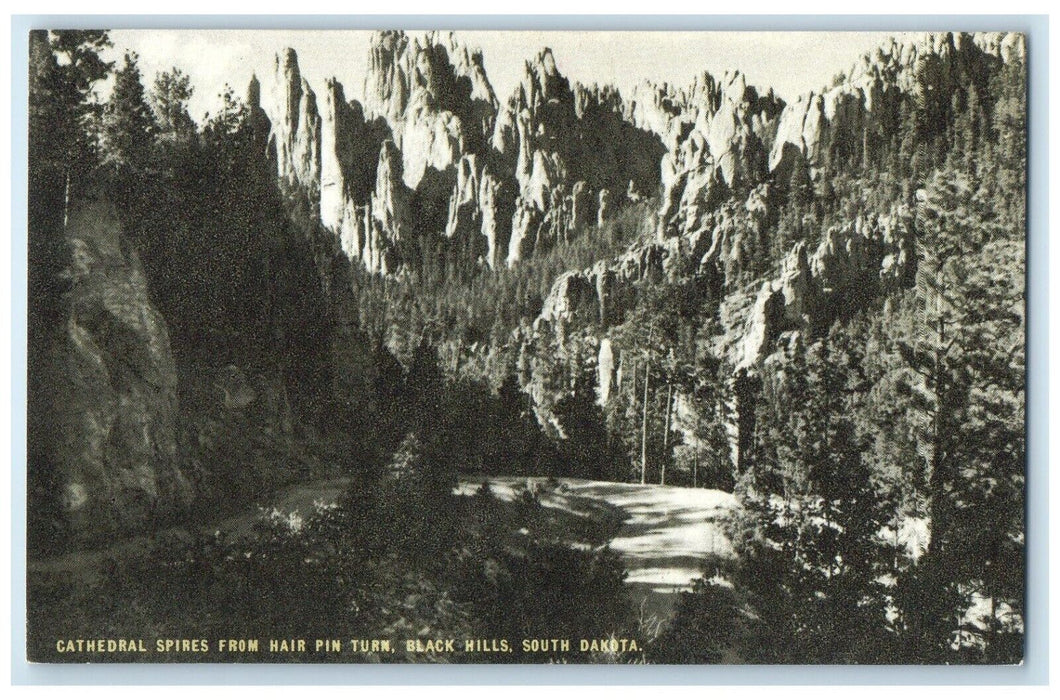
[
  {"xmin": 151, "ymin": 67, "xmax": 195, "ymax": 136},
  {"xmin": 101, "ymin": 52, "xmax": 157, "ymax": 172},
  {"xmin": 485, "ymin": 371, "xmax": 539, "ymax": 476},
  {"xmin": 881, "ymin": 162, "xmax": 1024, "ymax": 661},
  {"xmin": 553, "ymin": 367, "xmax": 615, "ymax": 480},
  {"xmin": 735, "ymin": 329, "xmax": 895, "ymax": 662}
]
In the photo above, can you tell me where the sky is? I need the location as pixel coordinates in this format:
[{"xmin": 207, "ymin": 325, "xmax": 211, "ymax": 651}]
[{"xmin": 104, "ymin": 30, "xmax": 902, "ymax": 123}]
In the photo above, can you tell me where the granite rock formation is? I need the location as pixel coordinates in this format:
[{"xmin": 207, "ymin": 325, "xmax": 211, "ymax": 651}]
[
  {"xmin": 261, "ymin": 33, "xmax": 665, "ymax": 272},
  {"xmin": 515, "ymin": 31, "xmax": 1019, "ymax": 466},
  {"xmin": 39, "ymin": 200, "xmax": 192, "ymax": 541}
]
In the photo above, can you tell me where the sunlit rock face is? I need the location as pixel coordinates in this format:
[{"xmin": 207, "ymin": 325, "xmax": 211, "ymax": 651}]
[
  {"xmin": 360, "ymin": 31, "xmax": 513, "ymax": 265},
  {"xmin": 477, "ymin": 164, "xmax": 516, "ymax": 269},
  {"xmin": 625, "ymin": 80, "xmax": 690, "ymax": 149},
  {"xmin": 266, "ymin": 48, "xmax": 321, "ymax": 198},
  {"xmin": 597, "ymin": 337, "xmax": 616, "ymax": 406},
  {"xmin": 768, "ymin": 31, "xmax": 1025, "ymax": 176},
  {"xmin": 363, "ymin": 31, "xmax": 497, "ymax": 192},
  {"xmin": 320, "ymin": 79, "xmax": 384, "ymax": 245},
  {"xmin": 696, "ymin": 204, "xmax": 916, "ymax": 370},
  {"xmin": 489, "ymin": 49, "xmax": 668, "ymax": 267},
  {"xmin": 655, "ymin": 71, "xmax": 784, "ymax": 239},
  {"xmin": 358, "ymin": 139, "xmax": 412, "ymax": 274},
  {"xmin": 493, "ymin": 49, "xmax": 578, "ymax": 266}
]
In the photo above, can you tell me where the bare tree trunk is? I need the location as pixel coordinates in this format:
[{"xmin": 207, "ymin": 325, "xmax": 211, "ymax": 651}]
[
  {"xmin": 693, "ymin": 442, "xmax": 698, "ymax": 488},
  {"xmin": 893, "ymin": 506, "xmax": 901, "ymax": 576},
  {"xmin": 928, "ymin": 269, "xmax": 947, "ymax": 558},
  {"xmin": 641, "ymin": 362, "xmax": 650, "ymax": 485},
  {"xmin": 661, "ymin": 382, "xmax": 673, "ymax": 485},
  {"xmin": 63, "ymin": 171, "xmax": 70, "ymax": 230}
]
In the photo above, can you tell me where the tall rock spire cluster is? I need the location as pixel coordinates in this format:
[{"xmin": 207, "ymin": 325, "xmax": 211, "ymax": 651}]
[
  {"xmin": 254, "ymin": 31, "xmax": 669, "ymax": 274},
  {"xmin": 518, "ymin": 30, "xmax": 1024, "ymax": 464},
  {"xmin": 268, "ymin": 48, "xmax": 322, "ymax": 199},
  {"xmin": 250, "ymin": 28, "xmax": 1025, "ymax": 331}
]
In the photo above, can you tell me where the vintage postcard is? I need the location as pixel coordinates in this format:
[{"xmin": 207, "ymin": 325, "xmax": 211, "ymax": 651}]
[{"xmin": 25, "ymin": 27, "xmax": 1026, "ymax": 664}]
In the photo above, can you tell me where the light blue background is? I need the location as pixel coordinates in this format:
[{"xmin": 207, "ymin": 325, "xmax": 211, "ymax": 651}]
[{"xmin": 9, "ymin": 13, "xmax": 1050, "ymax": 686}]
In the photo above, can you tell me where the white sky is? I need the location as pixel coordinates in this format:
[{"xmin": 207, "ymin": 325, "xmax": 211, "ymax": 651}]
[{"xmin": 104, "ymin": 30, "xmax": 902, "ymax": 123}]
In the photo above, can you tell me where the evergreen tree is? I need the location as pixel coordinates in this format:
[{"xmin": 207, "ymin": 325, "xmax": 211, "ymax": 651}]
[
  {"xmin": 885, "ymin": 165, "xmax": 1024, "ymax": 662},
  {"xmin": 736, "ymin": 329, "xmax": 895, "ymax": 661},
  {"xmin": 484, "ymin": 371, "xmax": 540, "ymax": 476},
  {"xmin": 101, "ymin": 52, "xmax": 156, "ymax": 172},
  {"xmin": 151, "ymin": 67, "xmax": 195, "ymax": 136},
  {"xmin": 553, "ymin": 368, "xmax": 616, "ymax": 480}
]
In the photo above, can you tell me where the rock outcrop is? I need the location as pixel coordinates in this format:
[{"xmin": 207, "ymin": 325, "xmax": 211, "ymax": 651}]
[
  {"xmin": 267, "ymin": 49, "xmax": 321, "ymax": 198},
  {"xmin": 260, "ymin": 34, "xmax": 669, "ymax": 274},
  {"xmin": 477, "ymin": 165, "xmax": 516, "ymax": 269},
  {"xmin": 40, "ymin": 200, "xmax": 192, "ymax": 541},
  {"xmin": 768, "ymin": 31, "xmax": 1024, "ymax": 176},
  {"xmin": 363, "ymin": 30, "xmax": 497, "ymax": 158},
  {"xmin": 362, "ymin": 31, "xmax": 500, "ymax": 239},
  {"xmin": 359, "ymin": 140, "xmax": 412, "ymax": 273},
  {"xmin": 319, "ymin": 78, "xmax": 385, "ymax": 247},
  {"xmin": 656, "ymin": 71, "xmax": 784, "ymax": 238}
]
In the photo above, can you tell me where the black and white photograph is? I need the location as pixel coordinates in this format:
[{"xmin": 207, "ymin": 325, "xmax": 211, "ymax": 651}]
[{"xmin": 23, "ymin": 26, "xmax": 1027, "ymax": 665}]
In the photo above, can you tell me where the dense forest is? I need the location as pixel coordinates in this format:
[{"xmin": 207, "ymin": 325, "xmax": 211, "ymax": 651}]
[{"xmin": 27, "ymin": 29, "xmax": 1024, "ymax": 664}]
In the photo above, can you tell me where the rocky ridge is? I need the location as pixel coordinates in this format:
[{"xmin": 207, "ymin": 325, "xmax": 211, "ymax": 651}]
[
  {"xmin": 520, "ymin": 30, "xmax": 1019, "ymax": 465},
  {"xmin": 259, "ymin": 32, "xmax": 665, "ymax": 273},
  {"xmin": 255, "ymin": 29, "xmax": 1019, "ymax": 468}
]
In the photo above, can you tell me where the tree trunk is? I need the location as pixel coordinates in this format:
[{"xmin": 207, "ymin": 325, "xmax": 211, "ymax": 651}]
[
  {"xmin": 693, "ymin": 442, "xmax": 698, "ymax": 488},
  {"xmin": 641, "ymin": 362, "xmax": 650, "ymax": 485},
  {"xmin": 661, "ymin": 382, "xmax": 673, "ymax": 485},
  {"xmin": 893, "ymin": 506, "xmax": 901, "ymax": 576},
  {"xmin": 928, "ymin": 268, "xmax": 947, "ymax": 558},
  {"xmin": 63, "ymin": 170, "xmax": 70, "ymax": 230}
]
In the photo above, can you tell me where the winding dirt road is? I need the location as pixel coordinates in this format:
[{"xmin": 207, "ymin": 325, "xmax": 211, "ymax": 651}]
[
  {"xmin": 32, "ymin": 475, "xmax": 739, "ymax": 620},
  {"xmin": 455, "ymin": 476, "xmax": 739, "ymax": 618}
]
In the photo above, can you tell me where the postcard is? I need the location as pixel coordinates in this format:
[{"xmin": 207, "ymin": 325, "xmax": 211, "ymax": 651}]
[{"xmin": 25, "ymin": 27, "xmax": 1026, "ymax": 664}]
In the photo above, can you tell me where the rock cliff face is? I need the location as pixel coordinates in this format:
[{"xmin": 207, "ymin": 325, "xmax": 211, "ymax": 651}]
[
  {"xmin": 267, "ymin": 49, "xmax": 322, "ymax": 198},
  {"xmin": 494, "ymin": 58, "xmax": 666, "ymax": 266},
  {"xmin": 260, "ymin": 32, "xmax": 665, "ymax": 272},
  {"xmin": 516, "ymin": 31, "xmax": 1020, "ymax": 468},
  {"xmin": 656, "ymin": 71, "xmax": 784, "ymax": 238},
  {"xmin": 362, "ymin": 31, "xmax": 498, "ymax": 239},
  {"xmin": 40, "ymin": 200, "xmax": 192, "ymax": 542},
  {"xmin": 319, "ymin": 78, "xmax": 383, "ymax": 244},
  {"xmin": 365, "ymin": 139, "xmax": 412, "ymax": 273},
  {"xmin": 363, "ymin": 30, "xmax": 497, "ymax": 159}
]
